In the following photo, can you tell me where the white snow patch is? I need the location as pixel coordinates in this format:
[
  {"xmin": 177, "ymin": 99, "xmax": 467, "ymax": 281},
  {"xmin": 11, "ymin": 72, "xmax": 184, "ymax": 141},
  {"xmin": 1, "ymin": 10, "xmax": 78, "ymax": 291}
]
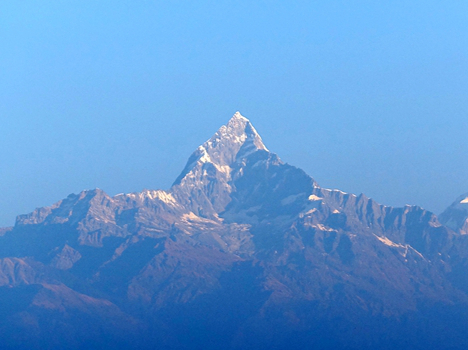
[
  {"xmin": 198, "ymin": 146, "xmax": 212, "ymax": 163},
  {"xmin": 299, "ymin": 208, "xmax": 317, "ymax": 218},
  {"xmin": 374, "ymin": 235, "xmax": 404, "ymax": 248},
  {"xmin": 460, "ymin": 197, "xmax": 468, "ymax": 204},
  {"xmin": 308, "ymin": 195, "xmax": 323, "ymax": 201},
  {"xmin": 181, "ymin": 212, "xmax": 214, "ymax": 224},
  {"xmin": 151, "ymin": 190, "xmax": 176, "ymax": 204},
  {"xmin": 182, "ymin": 212, "xmax": 202, "ymax": 221},
  {"xmin": 119, "ymin": 190, "xmax": 177, "ymax": 205},
  {"xmin": 215, "ymin": 164, "xmax": 231, "ymax": 175},
  {"xmin": 310, "ymin": 224, "xmax": 334, "ymax": 232}
]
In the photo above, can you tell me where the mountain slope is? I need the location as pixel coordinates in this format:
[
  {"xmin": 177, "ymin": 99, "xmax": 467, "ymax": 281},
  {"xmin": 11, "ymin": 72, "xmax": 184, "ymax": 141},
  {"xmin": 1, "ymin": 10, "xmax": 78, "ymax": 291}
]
[
  {"xmin": 440, "ymin": 193, "xmax": 468, "ymax": 235},
  {"xmin": 1, "ymin": 112, "xmax": 468, "ymax": 349}
]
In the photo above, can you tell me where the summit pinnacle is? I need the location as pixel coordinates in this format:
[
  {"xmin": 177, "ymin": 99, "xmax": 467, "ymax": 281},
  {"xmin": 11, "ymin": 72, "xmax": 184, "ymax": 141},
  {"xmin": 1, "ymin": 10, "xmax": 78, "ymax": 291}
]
[{"xmin": 172, "ymin": 112, "xmax": 269, "ymax": 187}]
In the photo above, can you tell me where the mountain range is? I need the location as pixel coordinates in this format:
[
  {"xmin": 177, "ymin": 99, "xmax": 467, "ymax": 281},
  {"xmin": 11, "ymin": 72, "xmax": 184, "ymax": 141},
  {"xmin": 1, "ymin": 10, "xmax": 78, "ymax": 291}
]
[{"xmin": 2, "ymin": 112, "xmax": 468, "ymax": 349}]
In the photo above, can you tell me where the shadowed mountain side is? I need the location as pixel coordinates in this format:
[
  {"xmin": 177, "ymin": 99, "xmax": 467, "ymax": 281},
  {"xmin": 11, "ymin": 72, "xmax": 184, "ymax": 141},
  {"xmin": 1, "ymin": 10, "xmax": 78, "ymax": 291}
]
[
  {"xmin": 440, "ymin": 192, "xmax": 468, "ymax": 235},
  {"xmin": 1, "ymin": 112, "xmax": 468, "ymax": 349}
]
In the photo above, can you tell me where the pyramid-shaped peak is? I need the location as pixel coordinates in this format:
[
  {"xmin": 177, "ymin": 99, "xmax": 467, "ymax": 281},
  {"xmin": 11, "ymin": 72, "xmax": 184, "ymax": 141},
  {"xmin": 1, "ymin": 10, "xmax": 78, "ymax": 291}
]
[
  {"xmin": 214, "ymin": 112, "xmax": 266, "ymax": 148},
  {"xmin": 229, "ymin": 111, "xmax": 250, "ymax": 123},
  {"xmin": 232, "ymin": 111, "xmax": 248, "ymax": 120},
  {"xmin": 172, "ymin": 112, "xmax": 270, "ymax": 187},
  {"xmin": 205, "ymin": 112, "xmax": 268, "ymax": 163},
  {"xmin": 222, "ymin": 111, "xmax": 252, "ymax": 131}
]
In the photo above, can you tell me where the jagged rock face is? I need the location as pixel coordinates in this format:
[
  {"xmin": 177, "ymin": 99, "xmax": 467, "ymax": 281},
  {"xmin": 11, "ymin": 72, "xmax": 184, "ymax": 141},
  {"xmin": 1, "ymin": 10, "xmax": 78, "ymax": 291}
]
[
  {"xmin": 171, "ymin": 112, "xmax": 270, "ymax": 218},
  {"xmin": 0, "ymin": 258, "xmax": 39, "ymax": 286},
  {"xmin": 2, "ymin": 112, "xmax": 468, "ymax": 349}
]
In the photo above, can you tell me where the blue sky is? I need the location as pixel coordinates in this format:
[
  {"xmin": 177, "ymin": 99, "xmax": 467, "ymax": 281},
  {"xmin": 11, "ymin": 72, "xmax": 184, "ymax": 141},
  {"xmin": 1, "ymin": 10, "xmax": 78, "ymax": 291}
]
[{"xmin": 1, "ymin": 1, "xmax": 468, "ymax": 226}]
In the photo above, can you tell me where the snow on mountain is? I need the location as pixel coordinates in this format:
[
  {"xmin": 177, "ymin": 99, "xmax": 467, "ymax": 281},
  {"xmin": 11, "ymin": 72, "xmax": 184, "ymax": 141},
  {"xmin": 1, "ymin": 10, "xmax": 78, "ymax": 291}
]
[
  {"xmin": 173, "ymin": 112, "xmax": 267, "ymax": 185},
  {"xmin": 1, "ymin": 112, "xmax": 468, "ymax": 349},
  {"xmin": 440, "ymin": 192, "xmax": 468, "ymax": 234}
]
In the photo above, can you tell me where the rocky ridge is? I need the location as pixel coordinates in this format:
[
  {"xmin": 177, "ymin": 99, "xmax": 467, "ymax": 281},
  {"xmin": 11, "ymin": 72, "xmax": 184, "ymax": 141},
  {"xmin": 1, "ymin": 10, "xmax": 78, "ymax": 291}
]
[{"xmin": 2, "ymin": 112, "xmax": 468, "ymax": 349}]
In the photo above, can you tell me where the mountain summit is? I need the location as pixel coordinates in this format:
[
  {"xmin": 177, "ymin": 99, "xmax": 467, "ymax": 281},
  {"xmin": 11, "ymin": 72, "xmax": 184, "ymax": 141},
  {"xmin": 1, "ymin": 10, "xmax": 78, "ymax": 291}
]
[
  {"xmin": 171, "ymin": 112, "xmax": 277, "ymax": 218},
  {"xmin": 2, "ymin": 112, "xmax": 468, "ymax": 350},
  {"xmin": 173, "ymin": 111, "xmax": 268, "ymax": 185}
]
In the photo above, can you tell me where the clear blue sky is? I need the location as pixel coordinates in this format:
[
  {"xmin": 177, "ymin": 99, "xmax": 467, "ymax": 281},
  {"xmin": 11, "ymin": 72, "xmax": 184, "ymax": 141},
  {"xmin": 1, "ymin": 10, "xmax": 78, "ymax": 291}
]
[{"xmin": 1, "ymin": 1, "xmax": 468, "ymax": 226}]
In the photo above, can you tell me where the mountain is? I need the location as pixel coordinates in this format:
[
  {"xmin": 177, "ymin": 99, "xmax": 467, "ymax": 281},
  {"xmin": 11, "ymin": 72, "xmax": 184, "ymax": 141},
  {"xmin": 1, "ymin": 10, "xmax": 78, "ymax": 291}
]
[
  {"xmin": 440, "ymin": 193, "xmax": 468, "ymax": 235},
  {"xmin": 2, "ymin": 112, "xmax": 468, "ymax": 349}
]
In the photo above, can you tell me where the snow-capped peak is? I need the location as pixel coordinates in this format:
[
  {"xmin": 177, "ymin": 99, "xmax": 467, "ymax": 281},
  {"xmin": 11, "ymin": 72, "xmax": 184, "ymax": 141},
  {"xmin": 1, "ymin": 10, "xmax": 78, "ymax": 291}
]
[
  {"xmin": 172, "ymin": 112, "xmax": 269, "ymax": 187},
  {"xmin": 208, "ymin": 111, "xmax": 268, "ymax": 160},
  {"xmin": 230, "ymin": 111, "xmax": 249, "ymax": 122}
]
